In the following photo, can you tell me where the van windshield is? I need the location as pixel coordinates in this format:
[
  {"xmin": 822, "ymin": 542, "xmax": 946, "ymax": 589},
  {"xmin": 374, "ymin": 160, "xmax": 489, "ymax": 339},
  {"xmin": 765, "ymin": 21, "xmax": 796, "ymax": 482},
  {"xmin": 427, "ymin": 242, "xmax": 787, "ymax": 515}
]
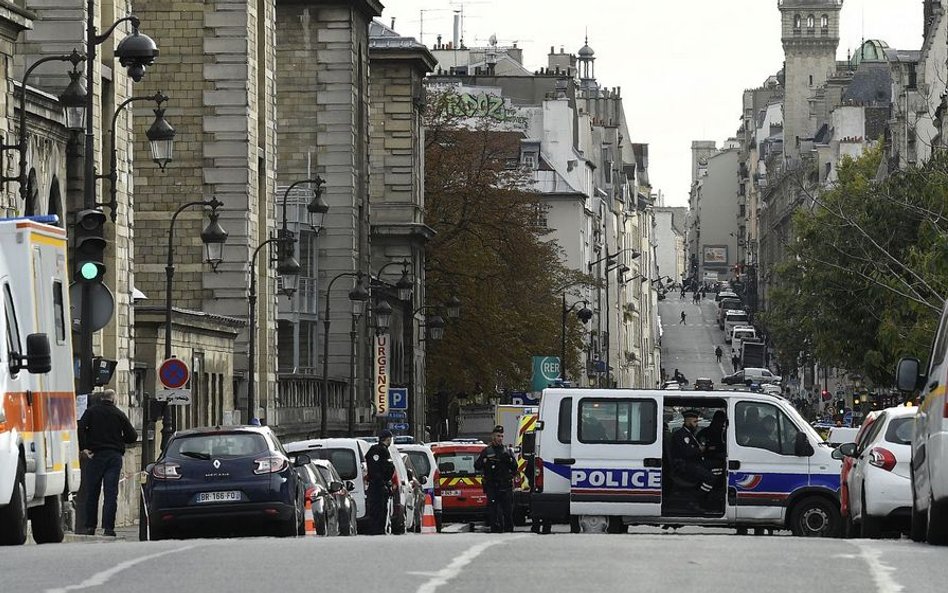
[
  {"xmin": 304, "ymin": 448, "xmax": 358, "ymax": 480},
  {"xmin": 435, "ymin": 452, "xmax": 481, "ymax": 476}
]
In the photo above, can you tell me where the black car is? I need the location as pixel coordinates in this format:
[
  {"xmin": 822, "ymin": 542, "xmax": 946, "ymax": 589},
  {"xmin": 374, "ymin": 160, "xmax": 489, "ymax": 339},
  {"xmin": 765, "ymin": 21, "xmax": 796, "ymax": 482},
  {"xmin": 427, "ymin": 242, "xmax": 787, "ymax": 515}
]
[
  {"xmin": 144, "ymin": 425, "xmax": 309, "ymax": 540},
  {"xmin": 295, "ymin": 461, "xmax": 340, "ymax": 536},
  {"xmin": 311, "ymin": 460, "xmax": 358, "ymax": 536},
  {"xmin": 694, "ymin": 378, "xmax": 715, "ymax": 391}
]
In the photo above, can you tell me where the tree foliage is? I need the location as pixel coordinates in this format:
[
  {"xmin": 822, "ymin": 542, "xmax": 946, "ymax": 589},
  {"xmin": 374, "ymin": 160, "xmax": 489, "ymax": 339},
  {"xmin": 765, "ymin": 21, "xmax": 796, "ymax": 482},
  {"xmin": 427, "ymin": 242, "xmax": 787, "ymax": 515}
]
[
  {"xmin": 423, "ymin": 90, "xmax": 589, "ymax": 400},
  {"xmin": 762, "ymin": 145, "xmax": 948, "ymax": 385}
]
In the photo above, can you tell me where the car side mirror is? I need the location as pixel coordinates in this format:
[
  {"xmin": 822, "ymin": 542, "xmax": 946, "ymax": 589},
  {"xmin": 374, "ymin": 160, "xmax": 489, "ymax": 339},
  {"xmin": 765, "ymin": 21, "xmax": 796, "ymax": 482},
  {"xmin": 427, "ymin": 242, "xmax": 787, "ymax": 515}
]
[
  {"xmin": 794, "ymin": 432, "xmax": 814, "ymax": 457},
  {"xmin": 293, "ymin": 453, "xmax": 311, "ymax": 467},
  {"xmin": 420, "ymin": 475, "xmax": 428, "ymax": 485},
  {"xmin": 837, "ymin": 442, "xmax": 857, "ymax": 458},
  {"xmin": 895, "ymin": 357, "xmax": 923, "ymax": 392},
  {"xmin": 329, "ymin": 480, "xmax": 344, "ymax": 493},
  {"xmin": 25, "ymin": 333, "xmax": 51, "ymax": 374},
  {"xmin": 831, "ymin": 448, "xmax": 843, "ymax": 461},
  {"xmin": 345, "ymin": 480, "xmax": 355, "ymax": 491}
]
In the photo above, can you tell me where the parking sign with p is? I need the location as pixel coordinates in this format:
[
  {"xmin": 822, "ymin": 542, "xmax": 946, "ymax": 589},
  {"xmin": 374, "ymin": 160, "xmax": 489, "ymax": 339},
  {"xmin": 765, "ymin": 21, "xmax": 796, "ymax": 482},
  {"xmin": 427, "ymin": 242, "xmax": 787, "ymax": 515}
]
[{"xmin": 389, "ymin": 387, "xmax": 408, "ymax": 410}]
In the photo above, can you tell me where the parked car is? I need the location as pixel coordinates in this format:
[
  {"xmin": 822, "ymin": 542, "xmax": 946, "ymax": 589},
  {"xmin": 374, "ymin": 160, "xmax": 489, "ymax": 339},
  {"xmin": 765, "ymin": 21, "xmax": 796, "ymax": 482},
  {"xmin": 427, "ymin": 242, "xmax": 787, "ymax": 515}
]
[
  {"xmin": 715, "ymin": 290, "xmax": 740, "ymax": 303},
  {"xmin": 721, "ymin": 370, "xmax": 745, "ymax": 385},
  {"xmin": 724, "ymin": 310, "xmax": 751, "ymax": 342},
  {"xmin": 896, "ymin": 299, "xmax": 948, "ymax": 544},
  {"xmin": 294, "ymin": 460, "xmax": 340, "ymax": 536},
  {"xmin": 401, "ymin": 453, "xmax": 427, "ymax": 532},
  {"xmin": 743, "ymin": 367, "xmax": 782, "ymax": 385},
  {"xmin": 430, "ymin": 442, "xmax": 488, "ymax": 522},
  {"xmin": 694, "ymin": 378, "xmax": 714, "ymax": 391},
  {"xmin": 284, "ymin": 438, "xmax": 370, "ymax": 533},
  {"xmin": 310, "ymin": 459, "xmax": 357, "ymax": 536},
  {"xmin": 661, "ymin": 380, "xmax": 682, "ymax": 390},
  {"xmin": 832, "ymin": 412, "xmax": 878, "ymax": 535},
  {"xmin": 397, "ymin": 443, "xmax": 442, "ymax": 531},
  {"xmin": 717, "ymin": 297, "xmax": 743, "ymax": 329},
  {"xmin": 145, "ymin": 425, "xmax": 308, "ymax": 540},
  {"xmin": 835, "ymin": 406, "xmax": 915, "ymax": 538}
]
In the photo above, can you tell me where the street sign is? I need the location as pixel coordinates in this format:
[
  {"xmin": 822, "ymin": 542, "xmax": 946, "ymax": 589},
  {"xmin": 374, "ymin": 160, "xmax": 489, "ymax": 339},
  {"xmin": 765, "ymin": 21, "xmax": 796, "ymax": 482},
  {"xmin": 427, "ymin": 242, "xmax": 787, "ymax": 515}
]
[
  {"xmin": 158, "ymin": 357, "xmax": 190, "ymax": 389},
  {"xmin": 388, "ymin": 422, "xmax": 409, "ymax": 431},
  {"xmin": 531, "ymin": 356, "xmax": 560, "ymax": 391},
  {"xmin": 389, "ymin": 387, "xmax": 408, "ymax": 410},
  {"xmin": 69, "ymin": 282, "xmax": 115, "ymax": 332},
  {"xmin": 155, "ymin": 388, "xmax": 192, "ymax": 405},
  {"xmin": 510, "ymin": 391, "xmax": 540, "ymax": 406},
  {"xmin": 388, "ymin": 410, "xmax": 407, "ymax": 419}
]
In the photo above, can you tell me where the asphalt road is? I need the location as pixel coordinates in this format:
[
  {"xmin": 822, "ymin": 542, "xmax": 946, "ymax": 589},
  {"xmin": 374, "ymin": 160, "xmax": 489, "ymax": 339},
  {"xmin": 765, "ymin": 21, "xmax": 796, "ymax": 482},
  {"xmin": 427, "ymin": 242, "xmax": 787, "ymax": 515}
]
[
  {"xmin": 5, "ymin": 530, "xmax": 946, "ymax": 593},
  {"xmin": 660, "ymin": 293, "xmax": 730, "ymax": 386}
]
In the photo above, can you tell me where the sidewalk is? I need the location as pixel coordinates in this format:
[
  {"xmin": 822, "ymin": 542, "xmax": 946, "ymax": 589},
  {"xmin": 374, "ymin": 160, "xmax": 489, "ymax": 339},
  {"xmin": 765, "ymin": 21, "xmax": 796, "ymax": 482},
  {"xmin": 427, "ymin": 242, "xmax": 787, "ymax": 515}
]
[{"xmin": 28, "ymin": 525, "xmax": 140, "ymax": 545}]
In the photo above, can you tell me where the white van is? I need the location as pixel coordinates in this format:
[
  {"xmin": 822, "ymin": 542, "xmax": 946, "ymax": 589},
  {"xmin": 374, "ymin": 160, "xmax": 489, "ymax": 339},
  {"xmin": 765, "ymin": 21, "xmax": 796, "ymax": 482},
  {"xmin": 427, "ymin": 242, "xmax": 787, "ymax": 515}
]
[
  {"xmin": 531, "ymin": 388, "xmax": 841, "ymax": 536},
  {"xmin": 285, "ymin": 438, "xmax": 370, "ymax": 530},
  {"xmin": 724, "ymin": 311, "xmax": 750, "ymax": 343},
  {"xmin": 730, "ymin": 327, "xmax": 757, "ymax": 359},
  {"xmin": 896, "ymin": 300, "xmax": 948, "ymax": 545}
]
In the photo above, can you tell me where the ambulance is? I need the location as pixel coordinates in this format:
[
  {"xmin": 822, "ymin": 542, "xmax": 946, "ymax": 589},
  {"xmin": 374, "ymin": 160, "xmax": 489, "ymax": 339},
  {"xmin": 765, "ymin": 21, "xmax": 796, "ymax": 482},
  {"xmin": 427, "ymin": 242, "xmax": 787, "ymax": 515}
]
[
  {"xmin": 530, "ymin": 388, "xmax": 842, "ymax": 536},
  {"xmin": 0, "ymin": 216, "xmax": 80, "ymax": 545}
]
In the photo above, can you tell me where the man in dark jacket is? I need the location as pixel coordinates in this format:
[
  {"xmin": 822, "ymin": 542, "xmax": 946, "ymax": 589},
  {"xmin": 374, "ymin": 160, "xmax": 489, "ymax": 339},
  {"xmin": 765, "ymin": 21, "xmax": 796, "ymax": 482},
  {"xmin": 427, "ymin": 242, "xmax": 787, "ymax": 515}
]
[
  {"xmin": 77, "ymin": 389, "xmax": 137, "ymax": 536},
  {"xmin": 365, "ymin": 430, "xmax": 395, "ymax": 535},
  {"xmin": 669, "ymin": 410, "xmax": 717, "ymax": 507},
  {"xmin": 474, "ymin": 425, "xmax": 517, "ymax": 533}
]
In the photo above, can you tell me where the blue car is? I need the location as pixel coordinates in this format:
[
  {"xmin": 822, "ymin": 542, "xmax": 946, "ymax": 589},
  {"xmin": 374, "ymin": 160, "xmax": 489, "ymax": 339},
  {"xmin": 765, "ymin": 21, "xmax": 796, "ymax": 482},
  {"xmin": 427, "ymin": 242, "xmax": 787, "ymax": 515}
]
[{"xmin": 145, "ymin": 425, "xmax": 308, "ymax": 540}]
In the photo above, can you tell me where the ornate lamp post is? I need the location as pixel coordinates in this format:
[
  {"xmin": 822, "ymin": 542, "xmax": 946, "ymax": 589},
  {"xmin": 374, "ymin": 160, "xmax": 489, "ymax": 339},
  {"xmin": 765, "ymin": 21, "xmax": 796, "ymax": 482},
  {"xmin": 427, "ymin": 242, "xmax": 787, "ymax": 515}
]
[{"xmin": 561, "ymin": 296, "xmax": 592, "ymax": 382}]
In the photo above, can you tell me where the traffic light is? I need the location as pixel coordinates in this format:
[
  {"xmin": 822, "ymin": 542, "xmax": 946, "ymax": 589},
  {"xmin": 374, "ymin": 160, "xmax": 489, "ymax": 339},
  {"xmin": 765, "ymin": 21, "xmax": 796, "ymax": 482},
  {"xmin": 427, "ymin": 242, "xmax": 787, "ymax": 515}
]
[{"xmin": 74, "ymin": 209, "xmax": 107, "ymax": 283}]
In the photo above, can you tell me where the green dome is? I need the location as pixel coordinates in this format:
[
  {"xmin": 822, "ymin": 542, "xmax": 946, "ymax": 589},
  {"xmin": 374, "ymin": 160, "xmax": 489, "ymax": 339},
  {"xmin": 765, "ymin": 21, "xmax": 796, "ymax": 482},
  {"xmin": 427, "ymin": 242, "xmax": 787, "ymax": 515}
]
[{"xmin": 851, "ymin": 39, "xmax": 890, "ymax": 66}]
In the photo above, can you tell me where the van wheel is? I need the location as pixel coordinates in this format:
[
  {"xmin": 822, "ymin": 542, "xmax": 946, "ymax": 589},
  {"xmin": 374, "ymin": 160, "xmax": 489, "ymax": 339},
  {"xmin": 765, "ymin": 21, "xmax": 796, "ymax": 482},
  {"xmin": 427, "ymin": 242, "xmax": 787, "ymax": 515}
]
[
  {"xmin": 30, "ymin": 494, "xmax": 65, "ymax": 544},
  {"xmin": 910, "ymin": 483, "xmax": 927, "ymax": 542},
  {"xmin": 391, "ymin": 507, "xmax": 406, "ymax": 535},
  {"xmin": 790, "ymin": 496, "xmax": 839, "ymax": 538},
  {"xmin": 0, "ymin": 459, "xmax": 28, "ymax": 545},
  {"xmin": 569, "ymin": 516, "xmax": 580, "ymax": 534},
  {"xmin": 578, "ymin": 515, "xmax": 608, "ymax": 533},
  {"xmin": 927, "ymin": 496, "xmax": 948, "ymax": 546}
]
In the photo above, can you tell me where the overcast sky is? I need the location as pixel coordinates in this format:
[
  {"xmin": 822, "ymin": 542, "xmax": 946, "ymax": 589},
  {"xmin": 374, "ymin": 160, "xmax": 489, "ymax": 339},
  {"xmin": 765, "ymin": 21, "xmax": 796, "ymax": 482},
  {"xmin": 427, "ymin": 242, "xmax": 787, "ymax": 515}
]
[{"xmin": 382, "ymin": 0, "xmax": 922, "ymax": 206}]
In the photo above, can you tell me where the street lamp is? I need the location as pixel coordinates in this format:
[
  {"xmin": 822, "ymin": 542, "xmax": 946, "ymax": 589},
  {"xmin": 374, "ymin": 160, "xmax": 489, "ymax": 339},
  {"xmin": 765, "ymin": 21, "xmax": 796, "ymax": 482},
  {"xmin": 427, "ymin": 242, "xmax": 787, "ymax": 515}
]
[
  {"xmin": 561, "ymin": 295, "xmax": 592, "ymax": 382},
  {"xmin": 319, "ymin": 272, "xmax": 369, "ymax": 437},
  {"xmin": 95, "ymin": 91, "xmax": 173, "ymax": 222},
  {"xmin": 426, "ymin": 314, "xmax": 446, "ymax": 341},
  {"xmin": 374, "ymin": 300, "xmax": 393, "ymax": 333},
  {"xmin": 395, "ymin": 268, "xmax": 413, "ymax": 302},
  {"xmin": 445, "ymin": 295, "xmax": 462, "ymax": 319},
  {"xmin": 59, "ymin": 63, "xmax": 87, "ymax": 132}
]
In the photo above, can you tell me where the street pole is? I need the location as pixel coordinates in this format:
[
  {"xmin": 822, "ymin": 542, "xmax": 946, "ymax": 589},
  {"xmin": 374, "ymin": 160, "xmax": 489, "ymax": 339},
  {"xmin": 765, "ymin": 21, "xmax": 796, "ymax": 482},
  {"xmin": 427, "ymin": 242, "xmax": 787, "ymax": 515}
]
[
  {"xmin": 246, "ymin": 238, "xmax": 282, "ymax": 424},
  {"xmin": 321, "ymin": 272, "xmax": 362, "ymax": 438},
  {"xmin": 560, "ymin": 293, "xmax": 567, "ymax": 382},
  {"xmin": 404, "ymin": 299, "xmax": 414, "ymax": 438},
  {"xmin": 348, "ymin": 317, "xmax": 359, "ymax": 435}
]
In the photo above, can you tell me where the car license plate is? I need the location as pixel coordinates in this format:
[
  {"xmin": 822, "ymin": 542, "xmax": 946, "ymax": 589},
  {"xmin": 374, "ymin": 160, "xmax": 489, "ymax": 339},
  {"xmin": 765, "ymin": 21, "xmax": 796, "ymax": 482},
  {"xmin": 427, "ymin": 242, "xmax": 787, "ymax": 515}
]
[
  {"xmin": 196, "ymin": 490, "xmax": 241, "ymax": 503},
  {"xmin": 442, "ymin": 489, "xmax": 461, "ymax": 496}
]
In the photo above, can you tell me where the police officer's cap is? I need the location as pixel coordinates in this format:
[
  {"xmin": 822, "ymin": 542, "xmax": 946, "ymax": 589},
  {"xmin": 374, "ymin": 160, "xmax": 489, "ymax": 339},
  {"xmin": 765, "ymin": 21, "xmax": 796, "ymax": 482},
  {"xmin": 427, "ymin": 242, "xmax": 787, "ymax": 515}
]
[
  {"xmin": 379, "ymin": 429, "xmax": 393, "ymax": 440},
  {"xmin": 682, "ymin": 409, "xmax": 700, "ymax": 419},
  {"xmin": 491, "ymin": 424, "xmax": 504, "ymax": 434}
]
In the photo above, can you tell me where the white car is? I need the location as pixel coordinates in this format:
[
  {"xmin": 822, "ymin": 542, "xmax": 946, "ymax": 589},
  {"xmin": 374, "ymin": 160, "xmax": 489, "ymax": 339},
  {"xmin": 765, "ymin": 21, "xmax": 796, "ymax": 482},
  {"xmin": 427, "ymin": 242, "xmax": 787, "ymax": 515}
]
[
  {"xmin": 837, "ymin": 406, "xmax": 915, "ymax": 537},
  {"xmin": 897, "ymin": 300, "xmax": 948, "ymax": 545},
  {"xmin": 743, "ymin": 367, "xmax": 782, "ymax": 385},
  {"xmin": 397, "ymin": 443, "xmax": 442, "ymax": 532},
  {"xmin": 285, "ymin": 438, "xmax": 370, "ymax": 532}
]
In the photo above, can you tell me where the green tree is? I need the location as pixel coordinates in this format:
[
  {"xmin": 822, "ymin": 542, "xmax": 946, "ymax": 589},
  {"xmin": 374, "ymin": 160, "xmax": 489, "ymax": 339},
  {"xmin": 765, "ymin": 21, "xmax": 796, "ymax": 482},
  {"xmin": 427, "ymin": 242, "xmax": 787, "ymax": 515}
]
[{"xmin": 763, "ymin": 146, "xmax": 948, "ymax": 385}]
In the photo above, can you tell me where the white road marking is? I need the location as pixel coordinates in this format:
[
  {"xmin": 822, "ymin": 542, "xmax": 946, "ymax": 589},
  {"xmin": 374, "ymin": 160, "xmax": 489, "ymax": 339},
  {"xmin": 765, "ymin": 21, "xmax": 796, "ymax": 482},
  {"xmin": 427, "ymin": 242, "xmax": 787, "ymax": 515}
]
[
  {"xmin": 415, "ymin": 536, "xmax": 524, "ymax": 593},
  {"xmin": 852, "ymin": 541, "xmax": 904, "ymax": 593},
  {"xmin": 45, "ymin": 545, "xmax": 200, "ymax": 593}
]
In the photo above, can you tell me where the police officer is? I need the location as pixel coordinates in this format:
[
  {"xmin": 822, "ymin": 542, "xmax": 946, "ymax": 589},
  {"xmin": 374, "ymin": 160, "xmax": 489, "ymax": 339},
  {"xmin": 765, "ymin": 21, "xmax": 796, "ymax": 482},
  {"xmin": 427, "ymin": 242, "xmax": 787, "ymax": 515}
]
[
  {"xmin": 474, "ymin": 425, "xmax": 517, "ymax": 533},
  {"xmin": 365, "ymin": 430, "xmax": 395, "ymax": 535},
  {"xmin": 670, "ymin": 410, "xmax": 717, "ymax": 507}
]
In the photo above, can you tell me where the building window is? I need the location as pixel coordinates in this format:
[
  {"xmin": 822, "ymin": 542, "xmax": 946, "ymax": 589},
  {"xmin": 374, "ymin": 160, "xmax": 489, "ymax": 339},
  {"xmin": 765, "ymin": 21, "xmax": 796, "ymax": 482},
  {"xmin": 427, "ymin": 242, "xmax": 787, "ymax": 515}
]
[
  {"xmin": 794, "ymin": 14, "xmax": 801, "ymax": 29},
  {"xmin": 807, "ymin": 14, "xmax": 815, "ymax": 29},
  {"xmin": 809, "ymin": 75, "xmax": 814, "ymax": 87},
  {"xmin": 821, "ymin": 14, "xmax": 829, "ymax": 28},
  {"xmin": 522, "ymin": 152, "xmax": 538, "ymax": 170}
]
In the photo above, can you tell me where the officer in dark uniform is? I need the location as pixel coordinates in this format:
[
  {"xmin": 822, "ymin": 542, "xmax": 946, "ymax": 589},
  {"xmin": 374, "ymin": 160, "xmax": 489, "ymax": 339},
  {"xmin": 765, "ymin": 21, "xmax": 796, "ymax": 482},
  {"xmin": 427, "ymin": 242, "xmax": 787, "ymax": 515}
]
[
  {"xmin": 670, "ymin": 410, "xmax": 717, "ymax": 505},
  {"xmin": 474, "ymin": 425, "xmax": 517, "ymax": 533},
  {"xmin": 365, "ymin": 430, "xmax": 395, "ymax": 535}
]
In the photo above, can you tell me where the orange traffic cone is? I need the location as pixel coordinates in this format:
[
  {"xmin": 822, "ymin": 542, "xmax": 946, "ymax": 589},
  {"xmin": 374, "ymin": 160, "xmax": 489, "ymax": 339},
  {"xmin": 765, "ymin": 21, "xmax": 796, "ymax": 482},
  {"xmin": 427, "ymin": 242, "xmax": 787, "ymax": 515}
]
[
  {"xmin": 304, "ymin": 497, "xmax": 317, "ymax": 536},
  {"xmin": 421, "ymin": 493, "xmax": 437, "ymax": 534}
]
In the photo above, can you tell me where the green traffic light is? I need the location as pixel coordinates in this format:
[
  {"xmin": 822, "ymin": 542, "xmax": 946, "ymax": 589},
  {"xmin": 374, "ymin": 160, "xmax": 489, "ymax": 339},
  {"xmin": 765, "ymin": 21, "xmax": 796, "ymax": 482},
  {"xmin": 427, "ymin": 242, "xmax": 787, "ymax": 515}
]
[{"xmin": 80, "ymin": 262, "xmax": 100, "ymax": 281}]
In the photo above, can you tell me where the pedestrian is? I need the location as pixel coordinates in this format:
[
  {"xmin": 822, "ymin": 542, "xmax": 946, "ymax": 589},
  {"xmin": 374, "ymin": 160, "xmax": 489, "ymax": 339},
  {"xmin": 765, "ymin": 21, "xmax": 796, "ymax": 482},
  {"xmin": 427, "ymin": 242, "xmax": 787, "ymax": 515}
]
[
  {"xmin": 474, "ymin": 424, "xmax": 517, "ymax": 533},
  {"xmin": 77, "ymin": 389, "xmax": 137, "ymax": 536},
  {"xmin": 365, "ymin": 430, "xmax": 395, "ymax": 535},
  {"xmin": 680, "ymin": 311, "xmax": 686, "ymax": 325},
  {"xmin": 714, "ymin": 346, "xmax": 723, "ymax": 363},
  {"xmin": 680, "ymin": 288, "xmax": 686, "ymax": 299},
  {"xmin": 731, "ymin": 355, "xmax": 740, "ymax": 373}
]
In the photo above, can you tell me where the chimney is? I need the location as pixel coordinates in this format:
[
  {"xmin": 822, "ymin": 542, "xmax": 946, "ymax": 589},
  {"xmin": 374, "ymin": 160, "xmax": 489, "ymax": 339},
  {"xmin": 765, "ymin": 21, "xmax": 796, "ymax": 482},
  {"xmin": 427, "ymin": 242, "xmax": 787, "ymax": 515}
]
[
  {"xmin": 550, "ymin": 45, "xmax": 554, "ymax": 54},
  {"xmin": 437, "ymin": 34, "xmax": 442, "ymax": 49},
  {"xmin": 453, "ymin": 12, "xmax": 461, "ymax": 48},
  {"xmin": 390, "ymin": 17, "xmax": 396, "ymax": 29}
]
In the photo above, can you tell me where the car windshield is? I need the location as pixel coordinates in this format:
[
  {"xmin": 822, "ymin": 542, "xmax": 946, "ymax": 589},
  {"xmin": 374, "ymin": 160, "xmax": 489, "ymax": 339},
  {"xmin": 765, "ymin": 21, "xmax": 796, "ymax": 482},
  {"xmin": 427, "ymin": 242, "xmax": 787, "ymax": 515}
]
[
  {"xmin": 885, "ymin": 416, "xmax": 914, "ymax": 445},
  {"xmin": 407, "ymin": 451, "xmax": 431, "ymax": 476},
  {"xmin": 435, "ymin": 452, "xmax": 480, "ymax": 476},
  {"xmin": 304, "ymin": 448, "xmax": 358, "ymax": 480},
  {"xmin": 168, "ymin": 433, "xmax": 268, "ymax": 458}
]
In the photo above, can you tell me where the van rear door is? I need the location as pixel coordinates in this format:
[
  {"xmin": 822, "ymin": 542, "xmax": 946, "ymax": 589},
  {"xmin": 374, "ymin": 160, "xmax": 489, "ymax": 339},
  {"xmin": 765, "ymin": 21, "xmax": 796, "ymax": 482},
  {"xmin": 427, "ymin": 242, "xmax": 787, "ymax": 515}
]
[{"xmin": 569, "ymin": 394, "xmax": 662, "ymax": 517}]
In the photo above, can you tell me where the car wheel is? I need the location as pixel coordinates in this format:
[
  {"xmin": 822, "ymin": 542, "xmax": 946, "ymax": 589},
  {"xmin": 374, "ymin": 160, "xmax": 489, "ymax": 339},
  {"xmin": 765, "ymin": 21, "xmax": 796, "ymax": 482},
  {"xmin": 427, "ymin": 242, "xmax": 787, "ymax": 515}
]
[
  {"xmin": 280, "ymin": 505, "xmax": 301, "ymax": 537},
  {"xmin": 860, "ymin": 489, "xmax": 881, "ymax": 539},
  {"xmin": 0, "ymin": 459, "xmax": 28, "ymax": 545},
  {"xmin": 148, "ymin": 521, "xmax": 168, "ymax": 541},
  {"xmin": 790, "ymin": 496, "xmax": 840, "ymax": 538},
  {"xmin": 30, "ymin": 493, "xmax": 65, "ymax": 544},
  {"xmin": 391, "ymin": 506, "xmax": 406, "ymax": 535},
  {"xmin": 927, "ymin": 495, "xmax": 948, "ymax": 546},
  {"xmin": 435, "ymin": 512, "xmax": 443, "ymax": 533},
  {"xmin": 578, "ymin": 515, "xmax": 608, "ymax": 533},
  {"xmin": 910, "ymin": 473, "xmax": 927, "ymax": 542}
]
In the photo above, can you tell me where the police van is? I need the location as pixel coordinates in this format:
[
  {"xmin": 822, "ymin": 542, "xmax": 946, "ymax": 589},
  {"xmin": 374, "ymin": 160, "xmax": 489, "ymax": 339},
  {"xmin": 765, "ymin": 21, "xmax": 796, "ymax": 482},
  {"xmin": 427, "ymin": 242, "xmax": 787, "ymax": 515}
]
[{"xmin": 530, "ymin": 388, "xmax": 842, "ymax": 536}]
